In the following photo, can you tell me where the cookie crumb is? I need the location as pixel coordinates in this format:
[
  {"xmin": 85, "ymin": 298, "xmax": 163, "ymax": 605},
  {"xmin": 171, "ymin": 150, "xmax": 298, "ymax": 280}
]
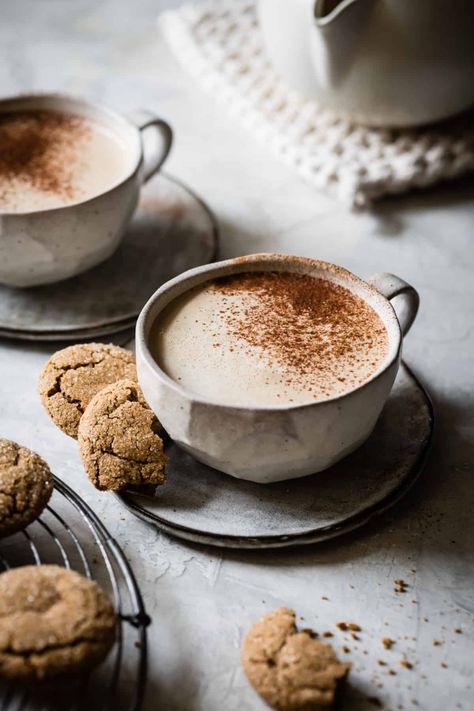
[
  {"xmin": 400, "ymin": 659, "xmax": 413, "ymax": 670},
  {"xmin": 394, "ymin": 579, "xmax": 409, "ymax": 593},
  {"xmin": 337, "ymin": 621, "xmax": 361, "ymax": 632},
  {"xmin": 382, "ymin": 637, "xmax": 394, "ymax": 649}
]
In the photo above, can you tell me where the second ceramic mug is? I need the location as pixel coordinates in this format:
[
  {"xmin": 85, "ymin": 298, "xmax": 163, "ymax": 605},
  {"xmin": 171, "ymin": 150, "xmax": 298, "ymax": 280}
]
[
  {"xmin": 136, "ymin": 253, "xmax": 420, "ymax": 484},
  {"xmin": 0, "ymin": 93, "xmax": 172, "ymax": 287}
]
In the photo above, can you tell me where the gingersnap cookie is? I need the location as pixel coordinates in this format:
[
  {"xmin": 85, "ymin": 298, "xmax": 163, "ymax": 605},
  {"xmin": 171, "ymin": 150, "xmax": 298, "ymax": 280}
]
[
  {"xmin": 241, "ymin": 608, "xmax": 350, "ymax": 711},
  {"xmin": 39, "ymin": 343, "xmax": 137, "ymax": 438},
  {"xmin": 0, "ymin": 565, "xmax": 116, "ymax": 680},
  {"xmin": 0, "ymin": 439, "xmax": 54, "ymax": 539},
  {"xmin": 78, "ymin": 379, "xmax": 167, "ymax": 491}
]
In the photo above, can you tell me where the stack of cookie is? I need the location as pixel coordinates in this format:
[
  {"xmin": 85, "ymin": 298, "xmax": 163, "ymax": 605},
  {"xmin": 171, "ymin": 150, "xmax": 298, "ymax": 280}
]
[
  {"xmin": 39, "ymin": 343, "xmax": 167, "ymax": 492},
  {"xmin": 36, "ymin": 344, "xmax": 352, "ymax": 709},
  {"xmin": 0, "ymin": 438, "xmax": 117, "ymax": 681}
]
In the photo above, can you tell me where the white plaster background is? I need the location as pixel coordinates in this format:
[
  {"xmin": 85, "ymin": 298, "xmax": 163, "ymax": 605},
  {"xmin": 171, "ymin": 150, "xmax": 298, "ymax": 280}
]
[{"xmin": 0, "ymin": 1, "xmax": 473, "ymax": 709}]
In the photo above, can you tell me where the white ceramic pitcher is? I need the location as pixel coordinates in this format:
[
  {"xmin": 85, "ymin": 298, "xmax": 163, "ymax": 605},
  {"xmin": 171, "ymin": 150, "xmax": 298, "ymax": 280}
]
[{"xmin": 258, "ymin": 0, "xmax": 474, "ymax": 127}]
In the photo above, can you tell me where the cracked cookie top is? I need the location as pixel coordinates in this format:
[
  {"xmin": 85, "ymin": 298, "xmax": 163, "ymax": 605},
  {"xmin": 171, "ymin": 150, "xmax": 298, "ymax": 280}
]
[
  {"xmin": 39, "ymin": 343, "xmax": 137, "ymax": 438},
  {"xmin": 0, "ymin": 564, "xmax": 116, "ymax": 680},
  {"xmin": 0, "ymin": 439, "xmax": 54, "ymax": 539},
  {"xmin": 78, "ymin": 379, "xmax": 167, "ymax": 491},
  {"xmin": 241, "ymin": 608, "xmax": 351, "ymax": 711}
]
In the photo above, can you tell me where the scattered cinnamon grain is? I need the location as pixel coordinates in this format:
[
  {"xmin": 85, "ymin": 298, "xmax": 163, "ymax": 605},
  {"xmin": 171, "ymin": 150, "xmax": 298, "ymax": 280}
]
[
  {"xmin": 0, "ymin": 110, "xmax": 90, "ymax": 206},
  {"xmin": 382, "ymin": 637, "xmax": 394, "ymax": 649},
  {"xmin": 210, "ymin": 272, "xmax": 389, "ymax": 399}
]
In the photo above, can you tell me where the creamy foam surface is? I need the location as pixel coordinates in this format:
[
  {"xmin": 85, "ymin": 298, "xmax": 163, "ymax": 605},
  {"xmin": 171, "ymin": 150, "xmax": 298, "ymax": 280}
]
[
  {"xmin": 0, "ymin": 110, "xmax": 132, "ymax": 212},
  {"xmin": 153, "ymin": 271, "xmax": 390, "ymax": 407}
]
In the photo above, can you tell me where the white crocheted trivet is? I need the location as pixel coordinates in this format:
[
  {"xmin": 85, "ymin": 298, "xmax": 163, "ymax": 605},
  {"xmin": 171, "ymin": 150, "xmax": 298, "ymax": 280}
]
[{"xmin": 160, "ymin": 0, "xmax": 474, "ymax": 209}]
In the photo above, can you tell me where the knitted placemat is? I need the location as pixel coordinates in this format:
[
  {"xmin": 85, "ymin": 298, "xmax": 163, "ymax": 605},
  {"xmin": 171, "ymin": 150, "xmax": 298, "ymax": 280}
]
[{"xmin": 160, "ymin": 0, "xmax": 474, "ymax": 209}]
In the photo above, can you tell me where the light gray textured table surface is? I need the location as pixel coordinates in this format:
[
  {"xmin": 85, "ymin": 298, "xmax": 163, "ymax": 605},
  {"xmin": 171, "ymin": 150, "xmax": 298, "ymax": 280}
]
[{"xmin": 1, "ymin": 2, "xmax": 473, "ymax": 709}]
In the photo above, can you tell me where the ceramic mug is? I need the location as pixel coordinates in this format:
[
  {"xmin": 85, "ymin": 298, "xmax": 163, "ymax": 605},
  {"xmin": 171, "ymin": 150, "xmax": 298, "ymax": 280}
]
[
  {"xmin": 0, "ymin": 93, "xmax": 172, "ymax": 287},
  {"xmin": 136, "ymin": 253, "xmax": 420, "ymax": 484}
]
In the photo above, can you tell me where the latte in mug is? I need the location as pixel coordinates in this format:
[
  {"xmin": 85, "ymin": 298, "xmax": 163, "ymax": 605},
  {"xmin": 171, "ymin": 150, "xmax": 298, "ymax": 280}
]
[
  {"xmin": 0, "ymin": 109, "xmax": 132, "ymax": 212},
  {"xmin": 153, "ymin": 271, "xmax": 390, "ymax": 407}
]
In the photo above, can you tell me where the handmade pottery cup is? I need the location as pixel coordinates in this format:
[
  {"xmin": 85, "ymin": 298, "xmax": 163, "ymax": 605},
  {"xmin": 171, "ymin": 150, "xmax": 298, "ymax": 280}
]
[
  {"xmin": 0, "ymin": 93, "xmax": 172, "ymax": 287},
  {"xmin": 136, "ymin": 253, "xmax": 419, "ymax": 484}
]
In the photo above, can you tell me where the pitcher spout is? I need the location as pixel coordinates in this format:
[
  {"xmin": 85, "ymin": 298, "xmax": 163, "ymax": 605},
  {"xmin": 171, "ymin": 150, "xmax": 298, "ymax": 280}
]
[{"xmin": 312, "ymin": 0, "xmax": 377, "ymax": 89}]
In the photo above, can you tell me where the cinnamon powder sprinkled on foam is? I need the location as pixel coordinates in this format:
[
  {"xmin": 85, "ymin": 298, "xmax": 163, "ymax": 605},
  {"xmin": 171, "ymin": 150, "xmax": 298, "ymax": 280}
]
[
  {"xmin": 0, "ymin": 110, "xmax": 90, "ymax": 207},
  {"xmin": 209, "ymin": 271, "xmax": 389, "ymax": 399}
]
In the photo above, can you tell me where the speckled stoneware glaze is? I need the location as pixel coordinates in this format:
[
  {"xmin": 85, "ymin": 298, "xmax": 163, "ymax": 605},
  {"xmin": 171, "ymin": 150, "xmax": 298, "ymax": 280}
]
[
  {"xmin": 0, "ymin": 93, "xmax": 172, "ymax": 287},
  {"xmin": 0, "ymin": 173, "xmax": 218, "ymax": 340},
  {"xmin": 136, "ymin": 253, "xmax": 419, "ymax": 484}
]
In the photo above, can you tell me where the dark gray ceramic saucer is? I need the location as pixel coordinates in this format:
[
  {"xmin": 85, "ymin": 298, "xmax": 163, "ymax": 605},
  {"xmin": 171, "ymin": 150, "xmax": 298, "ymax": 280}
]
[
  {"xmin": 118, "ymin": 363, "xmax": 433, "ymax": 549},
  {"xmin": 0, "ymin": 172, "xmax": 218, "ymax": 341}
]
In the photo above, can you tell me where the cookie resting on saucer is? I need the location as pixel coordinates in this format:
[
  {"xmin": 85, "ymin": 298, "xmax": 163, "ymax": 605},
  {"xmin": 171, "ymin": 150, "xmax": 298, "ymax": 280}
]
[
  {"xmin": 241, "ymin": 608, "xmax": 350, "ymax": 711},
  {"xmin": 0, "ymin": 439, "xmax": 54, "ymax": 539},
  {"xmin": 39, "ymin": 343, "xmax": 137, "ymax": 438},
  {"xmin": 0, "ymin": 565, "xmax": 116, "ymax": 680},
  {"xmin": 78, "ymin": 379, "xmax": 167, "ymax": 491}
]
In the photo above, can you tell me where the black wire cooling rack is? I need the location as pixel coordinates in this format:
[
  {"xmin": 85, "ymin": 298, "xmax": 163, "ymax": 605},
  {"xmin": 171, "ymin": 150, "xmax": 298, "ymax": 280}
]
[{"xmin": 0, "ymin": 476, "xmax": 150, "ymax": 711}]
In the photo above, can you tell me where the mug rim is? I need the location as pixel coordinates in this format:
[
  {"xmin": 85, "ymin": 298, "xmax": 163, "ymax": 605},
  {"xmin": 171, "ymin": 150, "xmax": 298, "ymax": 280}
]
[
  {"xmin": 0, "ymin": 91, "xmax": 143, "ymax": 217},
  {"xmin": 136, "ymin": 252, "xmax": 403, "ymax": 413}
]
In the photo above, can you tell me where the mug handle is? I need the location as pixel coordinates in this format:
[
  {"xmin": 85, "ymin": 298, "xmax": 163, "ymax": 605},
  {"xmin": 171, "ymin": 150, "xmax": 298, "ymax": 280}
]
[
  {"xmin": 128, "ymin": 110, "xmax": 173, "ymax": 183},
  {"xmin": 367, "ymin": 273, "xmax": 420, "ymax": 336}
]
